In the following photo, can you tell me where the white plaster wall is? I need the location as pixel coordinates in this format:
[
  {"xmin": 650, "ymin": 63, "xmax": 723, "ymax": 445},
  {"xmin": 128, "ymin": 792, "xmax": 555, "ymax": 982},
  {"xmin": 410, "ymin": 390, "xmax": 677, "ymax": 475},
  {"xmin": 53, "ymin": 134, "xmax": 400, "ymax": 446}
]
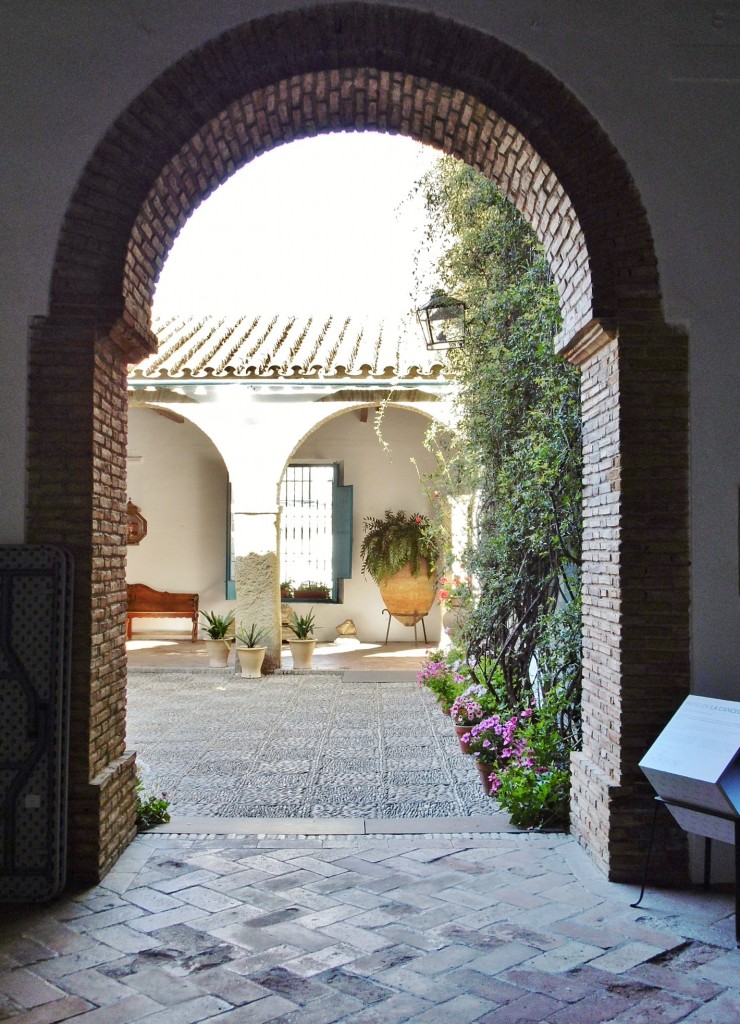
[
  {"xmin": 0, "ymin": 2, "xmax": 737, "ymax": 696},
  {"xmin": 127, "ymin": 408, "xmax": 231, "ymax": 634},
  {"xmin": 128, "ymin": 402, "xmax": 443, "ymax": 643},
  {"xmin": 286, "ymin": 405, "xmax": 444, "ymax": 644}
]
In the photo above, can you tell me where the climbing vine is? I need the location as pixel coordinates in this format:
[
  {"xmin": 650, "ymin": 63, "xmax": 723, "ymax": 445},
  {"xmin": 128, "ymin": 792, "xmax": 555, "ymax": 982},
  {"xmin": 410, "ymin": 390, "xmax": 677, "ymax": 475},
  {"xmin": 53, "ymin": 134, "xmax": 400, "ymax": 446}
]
[{"xmin": 417, "ymin": 158, "xmax": 583, "ymax": 734}]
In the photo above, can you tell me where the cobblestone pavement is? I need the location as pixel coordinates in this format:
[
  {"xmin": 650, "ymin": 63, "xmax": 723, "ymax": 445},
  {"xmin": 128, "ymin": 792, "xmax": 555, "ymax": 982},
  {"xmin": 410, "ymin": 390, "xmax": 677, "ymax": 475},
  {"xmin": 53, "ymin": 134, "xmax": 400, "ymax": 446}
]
[
  {"xmin": 127, "ymin": 672, "xmax": 495, "ymax": 819},
  {"xmin": 2, "ymin": 831, "xmax": 737, "ymax": 1022}
]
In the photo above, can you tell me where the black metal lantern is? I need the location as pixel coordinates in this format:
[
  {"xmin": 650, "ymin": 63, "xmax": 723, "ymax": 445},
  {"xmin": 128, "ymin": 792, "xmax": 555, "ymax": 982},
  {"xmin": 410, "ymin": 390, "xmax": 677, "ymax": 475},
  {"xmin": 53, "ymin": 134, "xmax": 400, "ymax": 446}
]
[{"xmin": 416, "ymin": 290, "xmax": 466, "ymax": 351}]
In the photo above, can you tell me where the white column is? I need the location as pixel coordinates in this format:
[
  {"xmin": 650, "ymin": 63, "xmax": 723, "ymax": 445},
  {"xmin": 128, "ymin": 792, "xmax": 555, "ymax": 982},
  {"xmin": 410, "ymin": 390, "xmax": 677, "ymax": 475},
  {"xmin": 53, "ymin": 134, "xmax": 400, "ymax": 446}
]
[{"xmin": 233, "ymin": 509, "xmax": 282, "ymax": 669}]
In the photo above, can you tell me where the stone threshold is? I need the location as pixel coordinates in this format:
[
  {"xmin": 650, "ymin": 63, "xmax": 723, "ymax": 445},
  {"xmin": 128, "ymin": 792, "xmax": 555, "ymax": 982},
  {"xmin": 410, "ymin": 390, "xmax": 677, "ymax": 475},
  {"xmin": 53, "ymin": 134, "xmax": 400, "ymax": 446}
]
[{"xmin": 149, "ymin": 813, "xmax": 523, "ymax": 835}]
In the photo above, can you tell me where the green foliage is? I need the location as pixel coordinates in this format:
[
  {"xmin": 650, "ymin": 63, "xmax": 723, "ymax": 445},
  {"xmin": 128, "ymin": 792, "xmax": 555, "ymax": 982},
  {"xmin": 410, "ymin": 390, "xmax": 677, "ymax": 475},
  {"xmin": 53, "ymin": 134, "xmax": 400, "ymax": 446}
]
[
  {"xmin": 235, "ymin": 622, "xmax": 269, "ymax": 648},
  {"xmin": 289, "ymin": 608, "xmax": 315, "ymax": 639},
  {"xmin": 418, "ymin": 156, "xmax": 582, "ymax": 722},
  {"xmin": 494, "ymin": 763, "xmax": 571, "ymax": 830},
  {"xmin": 360, "ymin": 510, "xmax": 439, "ymax": 584},
  {"xmin": 280, "ymin": 581, "xmax": 295, "ymax": 598},
  {"xmin": 135, "ymin": 775, "xmax": 170, "ymax": 831},
  {"xmin": 200, "ymin": 609, "xmax": 235, "ymax": 640},
  {"xmin": 414, "ymin": 156, "xmax": 583, "ymax": 829}
]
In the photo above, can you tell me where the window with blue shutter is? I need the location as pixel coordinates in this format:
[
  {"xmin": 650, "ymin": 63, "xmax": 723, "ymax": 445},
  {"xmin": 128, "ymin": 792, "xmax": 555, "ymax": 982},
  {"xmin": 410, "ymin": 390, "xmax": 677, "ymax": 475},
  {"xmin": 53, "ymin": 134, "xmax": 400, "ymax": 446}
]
[{"xmin": 226, "ymin": 464, "xmax": 353, "ymax": 601}]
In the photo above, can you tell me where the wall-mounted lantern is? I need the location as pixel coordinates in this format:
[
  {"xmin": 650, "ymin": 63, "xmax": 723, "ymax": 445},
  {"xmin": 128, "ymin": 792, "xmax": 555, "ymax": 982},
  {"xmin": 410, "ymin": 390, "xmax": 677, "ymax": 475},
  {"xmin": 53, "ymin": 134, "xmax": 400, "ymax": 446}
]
[{"xmin": 416, "ymin": 290, "xmax": 466, "ymax": 351}]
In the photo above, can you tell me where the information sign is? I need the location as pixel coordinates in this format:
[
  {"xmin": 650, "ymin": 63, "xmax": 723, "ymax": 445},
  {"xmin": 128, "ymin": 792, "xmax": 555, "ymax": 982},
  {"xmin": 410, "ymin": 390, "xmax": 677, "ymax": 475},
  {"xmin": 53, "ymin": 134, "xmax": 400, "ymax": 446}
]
[{"xmin": 640, "ymin": 695, "xmax": 740, "ymax": 843}]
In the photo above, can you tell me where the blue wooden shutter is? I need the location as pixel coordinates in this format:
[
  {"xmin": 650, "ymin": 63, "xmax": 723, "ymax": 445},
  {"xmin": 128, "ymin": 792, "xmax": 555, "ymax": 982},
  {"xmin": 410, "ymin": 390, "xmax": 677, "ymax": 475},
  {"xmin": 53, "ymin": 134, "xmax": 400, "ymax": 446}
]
[
  {"xmin": 225, "ymin": 481, "xmax": 236, "ymax": 599},
  {"xmin": 332, "ymin": 482, "xmax": 353, "ymax": 581}
]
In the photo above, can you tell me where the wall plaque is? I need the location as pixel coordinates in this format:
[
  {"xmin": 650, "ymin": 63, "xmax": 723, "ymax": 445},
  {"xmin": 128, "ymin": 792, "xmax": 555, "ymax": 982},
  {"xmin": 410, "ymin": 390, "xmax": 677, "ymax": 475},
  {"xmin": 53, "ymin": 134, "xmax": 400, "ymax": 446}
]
[{"xmin": 126, "ymin": 500, "xmax": 147, "ymax": 546}]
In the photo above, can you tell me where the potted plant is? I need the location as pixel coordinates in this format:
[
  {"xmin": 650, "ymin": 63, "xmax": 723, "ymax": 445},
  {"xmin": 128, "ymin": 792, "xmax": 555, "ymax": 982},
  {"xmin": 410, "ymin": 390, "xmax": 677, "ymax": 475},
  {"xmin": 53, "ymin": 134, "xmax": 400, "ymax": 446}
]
[
  {"xmin": 235, "ymin": 622, "xmax": 269, "ymax": 678},
  {"xmin": 294, "ymin": 580, "xmax": 332, "ymax": 600},
  {"xmin": 361, "ymin": 510, "xmax": 440, "ymax": 626},
  {"xmin": 437, "ymin": 573, "xmax": 475, "ymax": 639},
  {"xmin": 287, "ymin": 608, "xmax": 316, "ymax": 670},
  {"xmin": 449, "ymin": 688, "xmax": 487, "ymax": 751},
  {"xmin": 417, "ymin": 648, "xmax": 469, "ymax": 714},
  {"xmin": 462, "ymin": 711, "xmax": 531, "ymax": 795},
  {"xmin": 200, "ymin": 609, "xmax": 234, "ymax": 667}
]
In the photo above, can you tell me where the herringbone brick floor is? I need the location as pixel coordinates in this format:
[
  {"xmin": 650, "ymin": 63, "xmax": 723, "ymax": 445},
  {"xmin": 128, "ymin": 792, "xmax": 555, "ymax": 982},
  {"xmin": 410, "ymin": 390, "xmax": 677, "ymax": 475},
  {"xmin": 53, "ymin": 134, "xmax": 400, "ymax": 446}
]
[{"xmin": 2, "ymin": 831, "xmax": 737, "ymax": 1022}]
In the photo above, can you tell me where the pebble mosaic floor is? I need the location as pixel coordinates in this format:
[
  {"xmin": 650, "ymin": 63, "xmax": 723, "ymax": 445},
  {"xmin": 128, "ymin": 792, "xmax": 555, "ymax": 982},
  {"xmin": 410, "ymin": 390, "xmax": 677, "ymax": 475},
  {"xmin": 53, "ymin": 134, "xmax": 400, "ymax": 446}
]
[{"xmin": 127, "ymin": 671, "xmax": 496, "ymax": 819}]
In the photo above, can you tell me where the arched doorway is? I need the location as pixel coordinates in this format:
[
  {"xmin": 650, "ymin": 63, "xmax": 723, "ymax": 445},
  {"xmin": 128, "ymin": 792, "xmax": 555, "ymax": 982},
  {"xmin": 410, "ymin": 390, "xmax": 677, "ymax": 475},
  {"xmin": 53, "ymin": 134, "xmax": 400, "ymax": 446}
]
[{"xmin": 28, "ymin": 4, "xmax": 689, "ymax": 885}]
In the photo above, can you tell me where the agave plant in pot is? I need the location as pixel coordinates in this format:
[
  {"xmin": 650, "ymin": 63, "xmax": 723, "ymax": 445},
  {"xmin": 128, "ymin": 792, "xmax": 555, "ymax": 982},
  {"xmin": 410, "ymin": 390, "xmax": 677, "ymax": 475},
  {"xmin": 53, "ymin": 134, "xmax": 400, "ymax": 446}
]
[
  {"xmin": 361, "ymin": 510, "xmax": 439, "ymax": 628},
  {"xmin": 288, "ymin": 608, "xmax": 316, "ymax": 670},
  {"xmin": 200, "ymin": 609, "xmax": 234, "ymax": 667},
  {"xmin": 235, "ymin": 622, "xmax": 269, "ymax": 678}
]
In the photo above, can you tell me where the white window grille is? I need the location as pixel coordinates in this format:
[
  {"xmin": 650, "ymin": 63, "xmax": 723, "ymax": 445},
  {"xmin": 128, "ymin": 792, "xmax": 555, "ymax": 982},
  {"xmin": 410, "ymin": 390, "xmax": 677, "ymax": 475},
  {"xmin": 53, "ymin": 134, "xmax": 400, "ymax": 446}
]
[{"xmin": 281, "ymin": 465, "xmax": 335, "ymax": 592}]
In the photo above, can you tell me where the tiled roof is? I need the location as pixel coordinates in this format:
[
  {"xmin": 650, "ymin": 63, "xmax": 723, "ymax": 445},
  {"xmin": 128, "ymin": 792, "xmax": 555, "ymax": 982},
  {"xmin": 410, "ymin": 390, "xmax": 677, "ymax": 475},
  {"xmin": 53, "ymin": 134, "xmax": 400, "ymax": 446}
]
[{"xmin": 128, "ymin": 313, "xmax": 449, "ymax": 381}]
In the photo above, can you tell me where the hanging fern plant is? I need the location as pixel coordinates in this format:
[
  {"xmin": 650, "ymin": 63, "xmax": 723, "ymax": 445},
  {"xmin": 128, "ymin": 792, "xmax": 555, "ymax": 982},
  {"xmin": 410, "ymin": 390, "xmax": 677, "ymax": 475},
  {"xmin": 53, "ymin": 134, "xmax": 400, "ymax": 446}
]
[{"xmin": 360, "ymin": 510, "xmax": 439, "ymax": 584}]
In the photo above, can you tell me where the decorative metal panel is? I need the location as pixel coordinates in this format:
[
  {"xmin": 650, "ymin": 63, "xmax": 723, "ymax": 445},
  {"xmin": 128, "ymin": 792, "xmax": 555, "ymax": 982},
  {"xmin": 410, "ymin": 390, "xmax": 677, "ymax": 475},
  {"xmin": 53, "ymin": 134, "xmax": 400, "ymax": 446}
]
[{"xmin": 0, "ymin": 546, "xmax": 72, "ymax": 901}]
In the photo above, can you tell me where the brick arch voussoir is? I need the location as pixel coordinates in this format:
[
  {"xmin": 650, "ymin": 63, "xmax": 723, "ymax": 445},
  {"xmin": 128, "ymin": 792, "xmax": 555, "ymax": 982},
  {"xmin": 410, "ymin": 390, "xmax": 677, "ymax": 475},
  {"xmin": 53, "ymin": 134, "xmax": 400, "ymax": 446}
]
[
  {"xmin": 49, "ymin": 2, "xmax": 662, "ymax": 347},
  {"xmin": 127, "ymin": 68, "xmax": 592, "ymax": 343}
]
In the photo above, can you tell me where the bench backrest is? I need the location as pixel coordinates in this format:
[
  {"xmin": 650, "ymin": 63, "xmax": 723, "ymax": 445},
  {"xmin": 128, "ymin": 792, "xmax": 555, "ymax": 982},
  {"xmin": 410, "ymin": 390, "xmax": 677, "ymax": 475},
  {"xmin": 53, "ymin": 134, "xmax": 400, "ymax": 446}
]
[{"xmin": 127, "ymin": 583, "xmax": 198, "ymax": 614}]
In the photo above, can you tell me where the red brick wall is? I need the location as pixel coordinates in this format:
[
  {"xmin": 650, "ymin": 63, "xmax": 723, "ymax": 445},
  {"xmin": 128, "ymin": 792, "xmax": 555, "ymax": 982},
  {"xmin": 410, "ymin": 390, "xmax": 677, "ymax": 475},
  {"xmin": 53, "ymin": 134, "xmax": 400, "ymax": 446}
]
[
  {"xmin": 28, "ymin": 3, "xmax": 689, "ymax": 884},
  {"xmin": 566, "ymin": 321, "xmax": 690, "ymax": 882}
]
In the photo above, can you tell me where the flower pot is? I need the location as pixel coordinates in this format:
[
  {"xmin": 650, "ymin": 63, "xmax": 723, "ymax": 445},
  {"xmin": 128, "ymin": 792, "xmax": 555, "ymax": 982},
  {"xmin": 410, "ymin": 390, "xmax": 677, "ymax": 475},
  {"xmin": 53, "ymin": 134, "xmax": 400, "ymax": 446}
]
[
  {"xmin": 288, "ymin": 638, "xmax": 316, "ymax": 670},
  {"xmin": 476, "ymin": 761, "xmax": 497, "ymax": 796},
  {"xmin": 236, "ymin": 646, "xmax": 266, "ymax": 678},
  {"xmin": 453, "ymin": 723, "xmax": 473, "ymax": 752},
  {"xmin": 204, "ymin": 638, "xmax": 231, "ymax": 667},
  {"xmin": 379, "ymin": 559, "xmax": 436, "ymax": 626}
]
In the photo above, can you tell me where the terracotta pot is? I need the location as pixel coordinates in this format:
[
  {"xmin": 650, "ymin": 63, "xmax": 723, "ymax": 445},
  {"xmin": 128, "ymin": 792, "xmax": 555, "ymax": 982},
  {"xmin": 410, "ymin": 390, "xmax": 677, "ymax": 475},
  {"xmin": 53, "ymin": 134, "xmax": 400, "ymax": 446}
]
[
  {"xmin": 476, "ymin": 761, "xmax": 497, "ymax": 796},
  {"xmin": 453, "ymin": 722, "xmax": 473, "ymax": 752},
  {"xmin": 288, "ymin": 638, "xmax": 316, "ymax": 670},
  {"xmin": 236, "ymin": 646, "xmax": 266, "ymax": 678},
  {"xmin": 204, "ymin": 638, "xmax": 231, "ymax": 667},
  {"xmin": 378, "ymin": 559, "xmax": 436, "ymax": 626}
]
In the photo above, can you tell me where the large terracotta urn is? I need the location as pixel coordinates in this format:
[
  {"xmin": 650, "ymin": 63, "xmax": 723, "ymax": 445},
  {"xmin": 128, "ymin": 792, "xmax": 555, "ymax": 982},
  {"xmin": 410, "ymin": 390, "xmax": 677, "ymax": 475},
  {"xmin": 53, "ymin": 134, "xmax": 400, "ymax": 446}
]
[{"xmin": 379, "ymin": 559, "xmax": 436, "ymax": 626}]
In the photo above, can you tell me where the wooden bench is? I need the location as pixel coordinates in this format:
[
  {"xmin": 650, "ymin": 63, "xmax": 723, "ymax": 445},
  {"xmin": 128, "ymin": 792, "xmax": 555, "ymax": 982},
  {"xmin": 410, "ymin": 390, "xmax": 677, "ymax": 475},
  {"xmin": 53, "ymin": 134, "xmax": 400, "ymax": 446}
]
[{"xmin": 126, "ymin": 583, "xmax": 199, "ymax": 642}]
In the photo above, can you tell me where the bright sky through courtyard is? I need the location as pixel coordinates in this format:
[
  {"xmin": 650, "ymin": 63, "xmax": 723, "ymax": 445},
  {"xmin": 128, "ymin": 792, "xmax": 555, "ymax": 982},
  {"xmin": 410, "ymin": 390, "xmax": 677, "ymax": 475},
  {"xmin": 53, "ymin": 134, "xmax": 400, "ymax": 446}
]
[{"xmin": 153, "ymin": 132, "xmax": 445, "ymax": 326}]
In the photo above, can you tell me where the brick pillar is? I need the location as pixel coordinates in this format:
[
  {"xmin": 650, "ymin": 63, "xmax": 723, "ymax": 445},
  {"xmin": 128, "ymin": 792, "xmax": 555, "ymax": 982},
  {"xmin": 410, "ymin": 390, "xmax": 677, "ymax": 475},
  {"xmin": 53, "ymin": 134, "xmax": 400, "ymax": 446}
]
[
  {"xmin": 565, "ymin": 319, "xmax": 690, "ymax": 883},
  {"xmin": 27, "ymin": 315, "xmax": 153, "ymax": 884}
]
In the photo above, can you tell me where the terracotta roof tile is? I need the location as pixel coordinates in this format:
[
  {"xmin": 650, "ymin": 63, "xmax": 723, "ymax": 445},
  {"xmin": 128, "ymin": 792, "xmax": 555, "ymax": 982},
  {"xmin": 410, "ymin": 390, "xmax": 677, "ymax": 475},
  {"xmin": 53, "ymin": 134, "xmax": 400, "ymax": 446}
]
[{"xmin": 128, "ymin": 312, "xmax": 449, "ymax": 382}]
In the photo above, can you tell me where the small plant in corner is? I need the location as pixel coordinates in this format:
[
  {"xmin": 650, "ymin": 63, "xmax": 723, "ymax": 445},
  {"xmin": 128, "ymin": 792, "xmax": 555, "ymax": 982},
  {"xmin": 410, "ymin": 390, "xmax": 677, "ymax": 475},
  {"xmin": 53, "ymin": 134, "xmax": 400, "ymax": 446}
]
[
  {"xmin": 236, "ymin": 622, "xmax": 269, "ymax": 648},
  {"xmin": 200, "ymin": 609, "xmax": 235, "ymax": 641},
  {"xmin": 135, "ymin": 774, "xmax": 170, "ymax": 832},
  {"xmin": 289, "ymin": 608, "xmax": 315, "ymax": 639}
]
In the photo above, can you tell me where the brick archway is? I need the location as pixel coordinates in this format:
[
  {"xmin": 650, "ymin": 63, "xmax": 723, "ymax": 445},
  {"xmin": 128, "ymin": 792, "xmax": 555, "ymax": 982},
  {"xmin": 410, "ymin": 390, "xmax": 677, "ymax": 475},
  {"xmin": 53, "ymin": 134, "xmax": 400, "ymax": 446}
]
[{"xmin": 29, "ymin": 3, "xmax": 689, "ymax": 885}]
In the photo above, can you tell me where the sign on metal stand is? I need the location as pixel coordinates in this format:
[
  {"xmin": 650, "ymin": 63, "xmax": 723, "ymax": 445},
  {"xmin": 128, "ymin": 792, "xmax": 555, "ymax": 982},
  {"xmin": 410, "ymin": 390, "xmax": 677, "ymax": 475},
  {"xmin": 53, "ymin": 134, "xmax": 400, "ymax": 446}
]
[{"xmin": 635, "ymin": 695, "xmax": 740, "ymax": 944}]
